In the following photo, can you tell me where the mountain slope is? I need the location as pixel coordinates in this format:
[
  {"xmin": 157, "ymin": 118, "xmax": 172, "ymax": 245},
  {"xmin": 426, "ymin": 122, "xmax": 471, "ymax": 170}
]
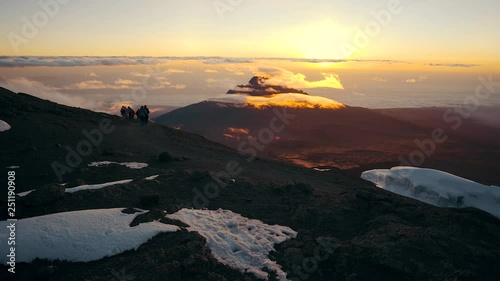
[
  {"xmin": 1, "ymin": 87, "xmax": 500, "ymax": 281},
  {"xmin": 155, "ymin": 77, "xmax": 500, "ymax": 185}
]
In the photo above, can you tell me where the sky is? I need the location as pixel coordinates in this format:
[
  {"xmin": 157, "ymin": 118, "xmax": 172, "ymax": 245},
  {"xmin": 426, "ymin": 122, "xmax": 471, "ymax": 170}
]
[
  {"xmin": 0, "ymin": 0, "xmax": 499, "ymax": 63},
  {"xmin": 0, "ymin": 0, "xmax": 499, "ymax": 113}
]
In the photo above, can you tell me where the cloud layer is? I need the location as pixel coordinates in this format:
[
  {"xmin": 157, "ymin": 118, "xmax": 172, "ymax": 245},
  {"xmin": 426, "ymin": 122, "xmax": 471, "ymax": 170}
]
[
  {"xmin": 0, "ymin": 77, "xmax": 106, "ymax": 110},
  {"xmin": 256, "ymin": 67, "xmax": 344, "ymax": 90},
  {"xmin": 209, "ymin": 93, "xmax": 345, "ymax": 109},
  {"xmin": 0, "ymin": 56, "xmax": 473, "ymax": 68}
]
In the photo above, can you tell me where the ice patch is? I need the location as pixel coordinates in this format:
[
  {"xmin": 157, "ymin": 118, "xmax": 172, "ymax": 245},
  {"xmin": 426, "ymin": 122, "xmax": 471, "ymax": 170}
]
[
  {"xmin": 0, "ymin": 208, "xmax": 178, "ymax": 263},
  {"xmin": 65, "ymin": 179, "xmax": 133, "ymax": 193},
  {"xmin": 0, "ymin": 120, "xmax": 11, "ymax": 132},
  {"xmin": 361, "ymin": 167, "xmax": 500, "ymax": 218},
  {"xmin": 17, "ymin": 190, "xmax": 34, "ymax": 197},
  {"xmin": 88, "ymin": 161, "xmax": 148, "ymax": 169},
  {"xmin": 6, "ymin": 166, "xmax": 19, "ymax": 169},
  {"xmin": 313, "ymin": 168, "xmax": 331, "ymax": 172},
  {"xmin": 18, "ymin": 179, "xmax": 133, "ymax": 197},
  {"xmin": 167, "ymin": 208, "xmax": 297, "ymax": 281},
  {"xmin": 145, "ymin": 175, "xmax": 159, "ymax": 180}
]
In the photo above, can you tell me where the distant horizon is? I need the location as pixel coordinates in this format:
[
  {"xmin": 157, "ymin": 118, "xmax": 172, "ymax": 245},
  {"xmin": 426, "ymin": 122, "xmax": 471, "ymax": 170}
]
[{"xmin": 0, "ymin": 55, "xmax": 491, "ymax": 67}]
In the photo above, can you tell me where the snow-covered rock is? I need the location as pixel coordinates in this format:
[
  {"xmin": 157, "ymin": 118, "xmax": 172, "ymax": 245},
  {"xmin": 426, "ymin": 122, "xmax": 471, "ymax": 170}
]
[
  {"xmin": 167, "ymin": 208, "xmax": 297, "ymax": 281},
  {"xmin": 0, "ymin": 208, "xmax": 178, "ymax": 263},
  {"xmin": 0, "ymin": 120, "xmax": 11, "ymax": 132},
  {"xmin": 361, "ymin": 167, "xmax": 500, "ymax": 218}
]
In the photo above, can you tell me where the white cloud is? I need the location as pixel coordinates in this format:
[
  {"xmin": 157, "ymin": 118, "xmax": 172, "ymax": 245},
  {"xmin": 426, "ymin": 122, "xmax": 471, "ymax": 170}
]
[
  {"xmin": 203, "ymin": 57, "xmax": 254, "ymax": 65},
  {"xmin": 61, "ymin": 80, "xmax": 137, "ymax": 90},
  {"xmin": 371, "ymin": 77, "xmax": 387, "ymax": 82},
  {"xmin": 225, "ymin": 66, "xmax": 248, "ymax": 76},
  {"xmin": 130, "ymin": 71, "xmax": 150, "ymax": 77},
  {"xmin": 0, "ymin": 77, "xmax": 104, "ymax": 110},
  {"xmin": 164, "ymin": 68, "xmax": 189, "ymax": 74},
  {"xmin": 4, "ymin": 56, "xmax": 478, "ymax": 69},
  {"xmin": 0, "ymin": 56, "xmax": 166, "ymax": 67},
  {"xmin": 427, "ymin": 63, "xmax": 478, "ymax": 68},
  {"xmin": 114, "ymin": 79, "xmax": 142, "ymax": 86},
  {"xmin": 170, "ymin": 84, "xmax": 187, "ymax": 89},
  {"xmin": 256, "ymin": 67, "xmax": 344, "ymax": 90},
  {"xmin": 403, "ymin": 76, "xmax": 428, "ymax": 83}
]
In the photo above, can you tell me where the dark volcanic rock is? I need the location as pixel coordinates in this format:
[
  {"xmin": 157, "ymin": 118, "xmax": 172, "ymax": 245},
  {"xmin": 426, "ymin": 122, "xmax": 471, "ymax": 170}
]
[
  {"xmin": 20, "ymin": 183, "xmax": 65, "ymax": 206},
  {"xmin": 159, "ymin": 151, "xmax": 174, "ymax": 163},
  {"xmin": 65, "ymin": 179, "xmax": 86, "ymax": 189},
  {"xmin": 182, "ymin": 254, "xmax": 210, "ymax": 275},
  {"xmin": 35, "ymin": 265, "xmax": 58, "ymax": 280},
  {"xmin": 140, "ymin": 193, "xmax": 161, "ymax": 207}
]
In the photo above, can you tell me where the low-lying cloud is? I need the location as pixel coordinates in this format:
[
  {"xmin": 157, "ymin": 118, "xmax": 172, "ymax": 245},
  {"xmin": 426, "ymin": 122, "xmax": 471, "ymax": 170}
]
[
  {"xmin": 61, "ymin": 79, "xmax": 143, "ymax": 90},
  {"xmin": 0, "ymin": 56, "xmax": 167, "ymax": 67},
  {"xmin": 0, "ymin": 56, "xmax": 479, "ymax": 69},
  {"xmin": 0, "ymin": 77, "xmax": 106, "ymax": 110},
  {"xmin": 403, "ymin": 76, "xmax": 428, "ymax": 83},
  {"xmin": 209, "ymin": 93, "xmax": 345, "ymax": 109},
  {"xmin": 427, "ymin": 63, "xmax": 479, "ymax": 68},
  {"xmin": 0, "ymin": 56, "xmax": 405, "ymax": 68}
]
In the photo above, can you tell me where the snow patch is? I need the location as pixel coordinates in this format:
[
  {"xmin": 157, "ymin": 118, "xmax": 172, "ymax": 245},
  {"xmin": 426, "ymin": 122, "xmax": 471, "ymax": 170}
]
[
  {"xmin": 18, "ymin": 179, "xmax": 133, "ymax": 197},
  {"xmin": 167, "ymin": 208, "xmax": 297, "ymax": 281},
  {"xmin": 313, "ymin": 168, "xmax": 331, "ymax": 172},
  {"xmin": 88, "ymin": 161, "xmax": 148, "ymax": 169},
  {"xmin": 6, "ymin": 166, "xmax": 19, "ymax": 169},
  {"xmin": 17, "ymin": 190, "xmax": 34, "ymax": 197},
  {"xmin": 0, "ymin": 120, "xmax": 11, "ymax": 132},
  {"xmin": 361, "ymin": 167, "xmax": 500, "ymax": 218},
  {"xmin": 0, "ymin": 208, "xmax": 178, "ymax": 263},
  {"xmin": 145, "ymin": 175, "xmax": 159, "ymax": 180},
  {"xmin": 65, "ymin": 179, "xmax": 133, "ymax": 193}
]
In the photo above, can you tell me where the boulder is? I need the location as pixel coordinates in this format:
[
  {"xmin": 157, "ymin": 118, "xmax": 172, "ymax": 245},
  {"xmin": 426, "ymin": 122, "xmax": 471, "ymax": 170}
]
[
  {"xmin": 35, "ymin": 265, "xmax": 58, "ymax": 280},
  {"xmin": 21, "ymin": 183, "xmax": 65, "ymax": 206},
  {"xmin": 159, "ymin": 151, "xmax": 173, "ymax": 163},
  {"xmin": 140, "ymin": 193, "xmax": 161, "ymax": 207},
  {"xmin": 182, "ymin": 254, "xmax": 210, "ymax": 275}
]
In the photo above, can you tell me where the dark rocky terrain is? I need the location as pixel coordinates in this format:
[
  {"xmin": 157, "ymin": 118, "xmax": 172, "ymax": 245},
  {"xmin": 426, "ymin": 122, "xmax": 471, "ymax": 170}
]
[{"xmin": 1, "ymin": 86, "xmax": 500, "ymax": 281}]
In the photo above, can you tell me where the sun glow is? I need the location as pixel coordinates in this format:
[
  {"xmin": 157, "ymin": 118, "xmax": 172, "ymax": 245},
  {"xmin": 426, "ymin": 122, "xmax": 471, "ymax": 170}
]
[{"xmin": 289, "ymin": 21, "xmax": 352, "ymax": 60}]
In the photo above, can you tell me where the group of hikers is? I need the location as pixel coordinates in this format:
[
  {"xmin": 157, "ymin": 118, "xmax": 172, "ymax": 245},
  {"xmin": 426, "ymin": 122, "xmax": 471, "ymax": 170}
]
[{"xmin": 120, "ymin": 105, "xmax": 150, "ymax": 126}]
